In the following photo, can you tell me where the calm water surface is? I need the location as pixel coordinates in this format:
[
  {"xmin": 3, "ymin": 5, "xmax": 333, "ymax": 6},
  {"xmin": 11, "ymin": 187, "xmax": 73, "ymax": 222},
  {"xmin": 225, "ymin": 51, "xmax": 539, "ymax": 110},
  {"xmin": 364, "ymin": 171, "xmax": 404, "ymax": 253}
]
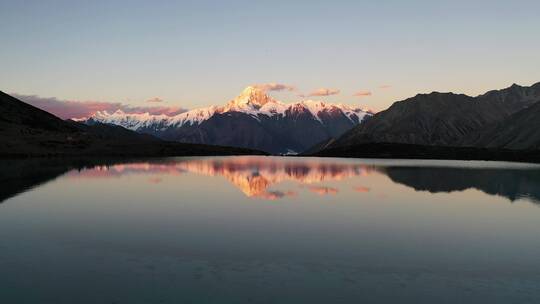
[{"xmin": 1, "ymin": 156, "xmax": 540, "ymax": 303}]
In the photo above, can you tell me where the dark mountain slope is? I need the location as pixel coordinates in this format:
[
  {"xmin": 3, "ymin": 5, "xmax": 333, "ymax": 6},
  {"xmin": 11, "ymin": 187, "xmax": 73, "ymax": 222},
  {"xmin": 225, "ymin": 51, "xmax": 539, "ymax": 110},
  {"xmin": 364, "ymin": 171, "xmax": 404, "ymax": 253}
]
[
  {"xmin": 170, "ymin": 112, "xmax": 290, "ymax": 154},
  {"xmin": 477, "ymin": 82, "xmax": 540, "ymax": 106},
  {"xmin": 0, "ymin": 90, "xmax": 77, "ymax": 132},
  {"xmin": 463, "ymin": 100, "xmax": 540, "ymax": 150},
  {"xmin": 157, "ymin": 109, "xmax": 355, "ymax": 154},
  {"xmin": 334, "ymin": 93, "xmax": 483, "ymax": 146},
  {"xmin": 310, "ymin": 142, "xmax": 540, "ymax": 163},
  {"xmin": 0, "ymin": 91, "xmax": 264, "ymax": 157},
  {"xmin": 333, "ymin": 83, "xmax": 540, "ymax": 149},
  {"xmin": 325, "ymin": 83, "xmax": 540, "ymax": 152}
]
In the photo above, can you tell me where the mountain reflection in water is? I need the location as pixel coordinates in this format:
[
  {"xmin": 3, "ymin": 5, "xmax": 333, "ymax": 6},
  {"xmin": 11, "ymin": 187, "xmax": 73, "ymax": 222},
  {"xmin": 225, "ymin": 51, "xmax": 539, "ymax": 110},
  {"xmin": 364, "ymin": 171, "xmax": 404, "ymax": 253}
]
[
  {"xmin": 2, "ymin": 156, "xmax": 540, "ymax": 204},
  {"xmin": 3, "ymin": 156, "xmax": 540, "ymax": 304},
  {"xmin": 66, "ymin": 157, "xmax": 374, "ymax": 199}
]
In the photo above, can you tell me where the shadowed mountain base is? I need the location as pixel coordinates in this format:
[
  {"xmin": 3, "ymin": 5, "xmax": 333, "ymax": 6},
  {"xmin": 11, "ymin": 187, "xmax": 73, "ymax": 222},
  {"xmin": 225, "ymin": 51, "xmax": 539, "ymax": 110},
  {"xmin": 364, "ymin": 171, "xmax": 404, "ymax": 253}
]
[{"xmin": 308, "ymin": 143, "xmax": 540, "ymax": 163}]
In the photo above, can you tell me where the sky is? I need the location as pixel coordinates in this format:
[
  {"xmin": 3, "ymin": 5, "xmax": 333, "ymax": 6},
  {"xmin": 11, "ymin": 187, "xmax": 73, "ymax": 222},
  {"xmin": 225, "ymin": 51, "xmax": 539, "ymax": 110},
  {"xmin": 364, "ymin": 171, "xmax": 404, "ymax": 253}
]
[{"xmin": 1, "ymin": 0, "xmax": 540, "ymax": 117}]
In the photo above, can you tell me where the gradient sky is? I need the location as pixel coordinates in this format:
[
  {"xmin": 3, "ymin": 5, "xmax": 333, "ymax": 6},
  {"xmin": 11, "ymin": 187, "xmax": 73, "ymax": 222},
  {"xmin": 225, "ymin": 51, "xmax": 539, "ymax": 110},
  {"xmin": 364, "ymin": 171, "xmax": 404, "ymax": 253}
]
[{"xmin": 1, "ymin": 0, "xmax": 540, "ymax": 112}]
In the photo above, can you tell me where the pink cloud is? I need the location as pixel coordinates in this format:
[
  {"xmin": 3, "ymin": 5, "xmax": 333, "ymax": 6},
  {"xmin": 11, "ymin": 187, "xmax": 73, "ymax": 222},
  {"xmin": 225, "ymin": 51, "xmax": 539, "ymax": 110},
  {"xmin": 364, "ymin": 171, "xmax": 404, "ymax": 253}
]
[
  {"xmin": 146, "ymin": 97, "xmax": 164, "ymax": 103},
  {"xmin": 13, "ymin": 94, "xmax": 187, "ymax": 119},
  {"xmin": 253, "ymin": 83, "xmax": 296, "ymax": 92},
  {"xmin": 308, "ymin": 88, "xmax": 340, "ymax": 97},
  {"xmin": 353, "ymin": 90, "xmax": 372, "ymax": 97},
  {"xmin": 379, "ymin": 85, "xmax": 391, "ymax": 89}
]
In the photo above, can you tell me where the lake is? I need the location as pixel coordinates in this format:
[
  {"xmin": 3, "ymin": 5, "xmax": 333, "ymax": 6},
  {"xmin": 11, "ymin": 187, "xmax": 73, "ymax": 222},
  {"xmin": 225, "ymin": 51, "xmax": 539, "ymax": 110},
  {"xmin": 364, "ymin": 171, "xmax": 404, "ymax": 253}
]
[{"xmin": 1, "ymin": 156, "xmax": 540, "ymax": 303}]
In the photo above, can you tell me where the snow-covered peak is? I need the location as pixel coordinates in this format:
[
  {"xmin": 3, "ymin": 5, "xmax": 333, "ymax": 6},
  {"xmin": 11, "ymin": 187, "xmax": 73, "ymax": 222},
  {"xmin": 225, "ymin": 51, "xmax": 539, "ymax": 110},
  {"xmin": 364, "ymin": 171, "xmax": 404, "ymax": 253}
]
[
  {"xmin": 95, "ymin": 109, "xmax": 167, "ymax": 120},
  {"xmin": 89, "ymin": 110, "xmax": 172, "ymax": 130},
  {"xmin": 299, "ymin": 100, "xmax": 329, "ymax": 118},
  {"xmin": 85, "ymin": 86, "xmax": 372, "ymax": 130},
  {"xmin": 272, "ymin": 99, "xmax": 370, "ymax": 123},
  {"xmin": 170, "ymin": 105, "xmax": 220, "ymax": 127},
  {"xmin": 258, "ymin": 100, "xmax": 288, "ymax": 116},
  {"xmin": 224, "ymin": 86, "xmax": 277, "ymax": 113}
]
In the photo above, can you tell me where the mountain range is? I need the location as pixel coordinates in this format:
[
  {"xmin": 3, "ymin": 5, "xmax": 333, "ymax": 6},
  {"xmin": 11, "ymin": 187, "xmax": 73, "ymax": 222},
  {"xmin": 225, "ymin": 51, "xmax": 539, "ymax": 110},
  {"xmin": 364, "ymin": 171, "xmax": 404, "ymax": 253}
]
[
  {"xmin": 4, "ymin": 81, "xmax": 540, "ymax": 162},
  {"xmin": 0, "ymin": 91, "xmax": 263, "ymax": 157},
  {"xmin": 84, "ymin": 86, "xmax": 372, "ymax": 154},
  {"xmin": 312, "ymin": 82, "xmax": 540, "ymax": 159}
]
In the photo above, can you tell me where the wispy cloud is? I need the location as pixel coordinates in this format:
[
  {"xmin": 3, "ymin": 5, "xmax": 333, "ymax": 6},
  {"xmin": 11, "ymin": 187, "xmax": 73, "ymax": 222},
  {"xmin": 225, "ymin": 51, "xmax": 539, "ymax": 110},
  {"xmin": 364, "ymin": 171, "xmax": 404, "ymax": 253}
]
[
  {"xmin": 253, "ymin": 83, "xmax": 296, "ymax": 92},
  {"xmin": 146, "ymin": 97, "xmax": 164, "ymax": 103},
  {"xmin": 13, "ymin": 94, "xmax": 187, "ymax": 120},
  {"xmin": 379, "ymin": 85, "xmax": 391, "ymax": 89},
  {"xmin": 353, "ymin": 90, "xmax": 372, "ymax": 97},
  {"xmin": 308, "ymin": 88, "xmax": 340, "ymax": 97}
]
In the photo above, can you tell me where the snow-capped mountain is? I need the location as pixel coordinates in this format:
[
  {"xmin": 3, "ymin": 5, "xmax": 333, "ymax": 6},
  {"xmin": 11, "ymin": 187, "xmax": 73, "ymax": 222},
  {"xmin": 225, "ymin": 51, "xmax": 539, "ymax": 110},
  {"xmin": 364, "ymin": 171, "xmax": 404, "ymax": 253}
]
[{"xmin": 85, "ymin": 86, "xmax": 372, "ymax": 154}]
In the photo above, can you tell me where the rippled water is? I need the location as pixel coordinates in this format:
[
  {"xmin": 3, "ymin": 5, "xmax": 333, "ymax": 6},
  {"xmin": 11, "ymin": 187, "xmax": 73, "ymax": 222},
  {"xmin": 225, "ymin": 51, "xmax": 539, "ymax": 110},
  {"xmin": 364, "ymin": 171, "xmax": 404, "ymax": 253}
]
[{"xmin": 1, "ymin": 156, "xmax": 540, "ymax": 303}]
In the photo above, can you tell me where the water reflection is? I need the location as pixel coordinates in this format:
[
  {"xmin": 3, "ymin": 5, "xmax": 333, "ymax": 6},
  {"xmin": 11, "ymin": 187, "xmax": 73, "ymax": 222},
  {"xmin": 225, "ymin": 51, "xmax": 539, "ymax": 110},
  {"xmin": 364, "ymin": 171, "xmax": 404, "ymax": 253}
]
[
  {"xmin": 1, "ymin": 156, "xmax": 540, "ymax": 203},
  {"xmin": 0, "ymin": 158, "xmax": 109, "ymax": 203},
  {"xmin": 2, "ymin": 156, "xmax": 540, "ymax": 303},
  {"xmin": 380, "ymin": 166, "xmax": 540, "ymax": 203},
  {"xmin": 66, "ymin": 157, "xmax": 375, "ymax": 200}
]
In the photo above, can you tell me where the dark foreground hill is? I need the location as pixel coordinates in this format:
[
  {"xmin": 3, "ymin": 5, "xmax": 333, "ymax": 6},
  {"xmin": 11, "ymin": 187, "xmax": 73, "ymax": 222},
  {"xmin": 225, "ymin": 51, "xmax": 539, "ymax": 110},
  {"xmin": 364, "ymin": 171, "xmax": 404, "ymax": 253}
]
[
  {"xmin": 0, "ymin": 91, "xmax": 265, "ymax": 157},
  {"xmin": 462, "ymin": 100, "xmax": 540, "ymax": 150},
  {"xmin": 331, "ymin": 82, "xmax": 540, "ymax": 148},
  {"xmin": 309, "ymin": 82, "xmax": 540, "ymax": 162}
]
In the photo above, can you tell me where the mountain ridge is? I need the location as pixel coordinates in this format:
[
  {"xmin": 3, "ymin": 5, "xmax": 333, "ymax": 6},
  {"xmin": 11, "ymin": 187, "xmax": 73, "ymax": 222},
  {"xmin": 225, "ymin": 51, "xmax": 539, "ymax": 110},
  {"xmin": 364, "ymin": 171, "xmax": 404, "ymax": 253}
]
[
  {"xmin": 85, "ymin": 86, "xmax": 372, "ymax": 154},
  {"xmin": 0, "ymin": 90, "xmax": 265, "ymax": 157},
  {"xmin": 306, "ymin": 82, "xmax": 540, "ymax": 162},
  {"xmin": 328, "ymin": 82, "xmax": 540, "ymax": 149}
]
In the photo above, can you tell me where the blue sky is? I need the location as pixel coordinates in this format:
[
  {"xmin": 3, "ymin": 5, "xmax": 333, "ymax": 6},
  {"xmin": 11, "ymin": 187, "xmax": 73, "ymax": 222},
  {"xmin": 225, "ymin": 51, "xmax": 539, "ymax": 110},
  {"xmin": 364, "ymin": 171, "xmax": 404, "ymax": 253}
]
[{"xmin": 1, "ymin": 0, "xmax": 539, "ymax": 112}]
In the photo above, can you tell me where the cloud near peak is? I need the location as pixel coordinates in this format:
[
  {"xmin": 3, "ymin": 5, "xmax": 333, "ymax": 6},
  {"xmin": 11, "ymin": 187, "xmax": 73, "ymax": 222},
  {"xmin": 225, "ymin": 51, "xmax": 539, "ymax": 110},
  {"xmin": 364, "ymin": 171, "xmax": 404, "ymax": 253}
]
[
  {"xmin": 353, "ymin": 90, "xmax": 372, "ymax": 97},
  {"xmin": 146, "ymin": 97, "xmax": 164, "ymax": 103},
  {"xmin": 308, "ymin": 88, "xmax": 340, "ymax": 97},
  {"xmin": 13, "ymin": 94, "xmax": 186, "ymax": 120},
  {"xmin": 253, "ymin": 83, "xmax": 296, "ymax": 92}
]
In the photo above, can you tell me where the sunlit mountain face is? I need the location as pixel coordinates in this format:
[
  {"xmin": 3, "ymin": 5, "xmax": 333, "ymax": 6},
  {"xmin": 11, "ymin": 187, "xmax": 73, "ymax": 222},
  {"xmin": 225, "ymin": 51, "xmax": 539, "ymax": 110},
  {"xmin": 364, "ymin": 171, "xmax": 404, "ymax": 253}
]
[{"xmin": 83, "ymin": 87, "xmax": 372, "ymax": 154}]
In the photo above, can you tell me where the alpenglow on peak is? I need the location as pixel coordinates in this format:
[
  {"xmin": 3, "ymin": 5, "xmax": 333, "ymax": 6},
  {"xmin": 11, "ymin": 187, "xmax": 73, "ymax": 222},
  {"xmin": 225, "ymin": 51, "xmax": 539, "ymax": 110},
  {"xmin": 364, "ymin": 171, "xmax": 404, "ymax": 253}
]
[
  {"xmin": 83, "ymin": 85, "xmax": 372, "ymax": 154},
  {"xmin": 225, "ymin": 86, "xmax": 278, "ymax": 111}
]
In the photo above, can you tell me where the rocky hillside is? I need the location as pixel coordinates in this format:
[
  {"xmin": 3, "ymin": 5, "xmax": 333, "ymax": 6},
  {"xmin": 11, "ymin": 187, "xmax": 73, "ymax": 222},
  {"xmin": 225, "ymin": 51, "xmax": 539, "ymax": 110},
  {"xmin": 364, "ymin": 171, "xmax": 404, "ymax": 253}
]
[
  {"xmin": 330, "ymin": 82, "xmax": 540, "ymax": 149},
  {"xmin": 462, "ymin": 100, "xmax": 540, "ymax": 150}
]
